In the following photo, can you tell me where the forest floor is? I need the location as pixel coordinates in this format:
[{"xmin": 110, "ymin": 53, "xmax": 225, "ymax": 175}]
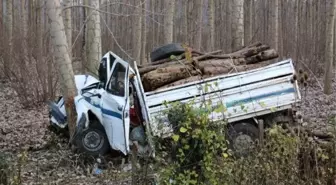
[
  {"xmin": 0, "ymin": 80, "xmax": 134, "ymax": 185},
  {"xmin": 0, "ymin": 66, "xmax": 336, "ymax": 184}
]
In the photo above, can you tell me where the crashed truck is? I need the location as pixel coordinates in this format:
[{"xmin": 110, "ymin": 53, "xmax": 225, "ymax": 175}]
[{"xmin": 48, "ymin": 50, "xmax": 302, "ymax": 157}]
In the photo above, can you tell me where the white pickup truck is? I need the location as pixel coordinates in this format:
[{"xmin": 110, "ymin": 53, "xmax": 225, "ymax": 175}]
[{"xmin": 48, "ymin": 51, "xmax": 302, "ymax": 157}]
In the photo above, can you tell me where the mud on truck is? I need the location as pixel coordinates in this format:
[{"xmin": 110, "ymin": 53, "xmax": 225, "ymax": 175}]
[{"xmin": 48, "ymin": 49, "xmax": 302, "ymax": 158}]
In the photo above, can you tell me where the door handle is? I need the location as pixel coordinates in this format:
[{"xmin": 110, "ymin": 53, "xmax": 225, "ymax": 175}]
[{"xmin": 117, "ymin": 105, "xmax": 123, "ymax": 111}]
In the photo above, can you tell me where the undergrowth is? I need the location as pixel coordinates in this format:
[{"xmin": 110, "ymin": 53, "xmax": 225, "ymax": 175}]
[{"xmin": 150, "ymin": 99, "xmax": 336, "ymax": 185}]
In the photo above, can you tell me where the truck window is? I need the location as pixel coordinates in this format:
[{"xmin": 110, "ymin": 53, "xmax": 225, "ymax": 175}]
[
  {"xmin": 106, "ymin": 63, "xmax": 126, "ymax": 97},
  {"xmin": 98, "ymin": 58, "xmax": 107, "ymax": 86}
]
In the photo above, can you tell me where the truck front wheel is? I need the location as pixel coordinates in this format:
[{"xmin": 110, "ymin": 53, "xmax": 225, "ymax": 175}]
[
  {"xmin": 76, "ymin": 122, "xmax": 110, "ymax": 156},
  {"xmin": 227, "ymin": 122, "xmax": 259, "ymax": 157}
]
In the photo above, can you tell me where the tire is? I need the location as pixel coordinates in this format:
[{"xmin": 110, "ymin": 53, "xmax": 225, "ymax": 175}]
[
  {"xmin": 150, "ymin": 43, "xmax": 185, "ymax": 62},
  {"xmin": 227, "ymin": 121, "xmax": 259, "ymax": 157},
  {"xmin": 76, "ymin": 121, "xmax": 110, "ymax": 156}
]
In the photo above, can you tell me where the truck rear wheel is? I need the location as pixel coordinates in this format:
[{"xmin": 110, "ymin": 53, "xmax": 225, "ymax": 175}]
[
  {"xmin": 227, "ymin": 122, "xmax": 259, "ymax": 157},
  {"xmin": 76, "ymin": 121, "xmax": 110, "ymax": 156}
]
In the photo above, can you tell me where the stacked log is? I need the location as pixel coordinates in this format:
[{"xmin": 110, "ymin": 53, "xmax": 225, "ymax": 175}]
[{"xmin": 139, "ymin": 42, "xmax": 279, "ymax": 92}]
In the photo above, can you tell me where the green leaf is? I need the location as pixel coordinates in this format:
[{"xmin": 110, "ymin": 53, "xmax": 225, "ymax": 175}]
[
  {"xmin": 214, "ymin": 103, "xmax": 227, "ymax": 113},
  {"xmin": 172, "ymin": 134, "xmax": 180, "ymax": 142},
  {"xmin": 222, "ymin": 153, "xmax": 229, "ymax": 158},
  {"xmin": 170, "ymin": 55, "xmax": 176, "ymax": 60},
  {"xmin": 204, "ymin": 85, "xmax": 209, "ymax": 92},
  {"xmin": 180, "ymin": 127, "xmax": 188, "ymax": 133},
  {"xmin": 270, "ymin": 107, "xmax": 277, "ymax": 112},
  {"xmin": 259, "ymin": 101, "xmax": 267, "ymax": 108}
]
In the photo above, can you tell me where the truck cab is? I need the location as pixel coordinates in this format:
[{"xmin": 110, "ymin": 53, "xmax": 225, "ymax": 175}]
[{"xmin": 49, "ymin": 51, "xmax": 153, "ymax": 156}]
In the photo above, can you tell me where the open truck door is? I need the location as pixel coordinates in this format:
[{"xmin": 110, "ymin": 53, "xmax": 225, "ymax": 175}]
[
  {"xmin": 100, "ymin": 59, "xmax": 130, "ymax": 155},
  {"xmin": 132, "ymin": 61, "xmax": 156, "ymax": 157}
]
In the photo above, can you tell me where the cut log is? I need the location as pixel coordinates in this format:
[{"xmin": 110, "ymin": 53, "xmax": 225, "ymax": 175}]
[
  {"xmin": 138, "ymin": 50, "xmax": 223, "ymax": 74},
  {"xmin": 141, "ymin": 65, "xmax": 198, "ymax": 91},
  {"xmin": 245, "ymin": 49, "xmax": 278, "ymax": 64},
  {"xmin": 156, "ymin": 75, "xmax": 211, "ymax": 90}
]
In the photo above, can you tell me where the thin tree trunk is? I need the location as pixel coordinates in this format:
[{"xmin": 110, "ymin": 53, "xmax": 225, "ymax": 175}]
[
  {"xmin": 63, "ymin": 0, "xmax": 72, "ymax": 58},
  {"xmin": 141, "ymin": 0, "xmax": 147, "ymax": 64},
  {"xmin": 5, "ymin": 0, "xmax": 13, "ymax": 77},
  {"xmin": 133, "ymin": 1, "xmax": 142, "ymax": 65},
  {"xmin": 294, "ymin": 0, "xmax": 300, "ymax": 61},
  {"xmin": 81, "ymin": 0, "xmax": 88, "ymax": 73},
  {"xmin": 323, "ymin": 0, "xmax": 336, "ymax": 94},
  {"xmin": 21, "ymin": 0, "xmax": 29, "ymax": 64},
  {"xmin": 86, "ymin": 0, "xmax": 102, "ymax": 76},
  {"xmin": 231, "ymin": 0, "xmax": 244, "ymax": 51},
  {"xmin": 208, "ymin": 0, "xmax": 215, "ymax": 51},
  {"xmin": 274, "ymin": 0, "xmax": 279, "ymax": 53},
  {"xmin": 46, "ymin": 0, "xmax": 77, "ymax": 139},
  {"xmin": 163, "ymin": 0, "xmax": 175, "ymax": 44},
  {"xmin": 195, "ymin": 0, "xmax": 203, "ymax": 51}
]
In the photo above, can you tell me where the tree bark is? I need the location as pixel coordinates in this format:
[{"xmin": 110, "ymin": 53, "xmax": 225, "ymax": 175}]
[
  {"xmin": 323, "ymin": 0, "xmax": 336, "ymax": 94},
  {"xmin": 133, "ymin": 1, "xmax": 142, "ymax": 65},
  {"xmin": 5, "ymin": 0, "xmax": 13, "ymax": 77},
  {"xmin": 231, "ymin": 0, "xmax": 244, "ymax": 51},
  {"xmin": 163, "ymin": 0, "xmax": 175, "ymax": 44},
  {"xmin": 63, "ymin": 0, "xmax": 72, "ymax": 58},
  {"xmin": 86, "ymin": 0, "xmax": 102, "ymax": 77},
  {"xmin": 208, "ymin": 0, "xmax": 215, "ymax": 51},
  {"xmin": 274, "ymin": 0, "xmax": 279, "ymax": 52},
  {"xmin": 46, "ymin": 0, "xmax": 77, "ymax": 139},
  {"xmin": 195, "ymin": 0, "xmax": 204, "ymax": 51},
  {"xmin": 141, "ymin": 0, "xmax": 147, "ymax": 64}
]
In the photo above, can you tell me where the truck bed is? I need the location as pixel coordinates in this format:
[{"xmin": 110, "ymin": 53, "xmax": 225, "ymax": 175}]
[{"xmin": 138, "ymin": 59, "xmax": 301, "ymax": 137}]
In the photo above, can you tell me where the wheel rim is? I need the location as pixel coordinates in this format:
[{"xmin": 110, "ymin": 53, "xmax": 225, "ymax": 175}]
[
  {"xmin": 82, "ymin": 130, "xmax": 104, "ymax": 151},
  {"xmin": 233, "ymin": 134, "xmax": 255, "ymax": 154}
]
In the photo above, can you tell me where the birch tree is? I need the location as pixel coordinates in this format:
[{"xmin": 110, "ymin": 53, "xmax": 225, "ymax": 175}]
[
  {"xmin": 324, "ymin": 0, "xmax": 336, "ymax": 94},
  {"xmin": 46, "ymin": 0, "xmax": 77, "ymax": 139},
  {"xmin": 86, "ymin": 0, "xmax": 102, "ymax": 76},
  {"xmin": 163, "ymin": 0, "xmax": 175, "ymax": 44},
  {"xmin": 231, "ymin": 0, "xmax": 244, "ymax": 51}
]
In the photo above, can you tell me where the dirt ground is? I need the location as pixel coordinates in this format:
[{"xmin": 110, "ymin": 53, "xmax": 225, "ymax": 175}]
[
  {"xmin": 0, "ymin": 64, "xmax": 335, "ymax": 184},
  {"xmin": 0, "ymin": 80, "xmax": 135, "ymax": 185}
]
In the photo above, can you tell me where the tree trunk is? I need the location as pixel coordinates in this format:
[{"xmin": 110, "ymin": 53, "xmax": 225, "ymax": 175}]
[
  {"xmin": 63, "ymin": 0, "xmax": 72, "ymax": 58},
  {"xmin": 141, "ymin": 0, "xmax": 147, "ymax": 64},
  {"xmin": 86, "ymin": 0, "xmax": 102, "ymax": 77},
  {"xmin": 294, "ymin": 0, "xmax": 300, "ymax": 61},
  {"xmin": 133, "ymin": 1, "xmax": 142, "ymax": 65},
  {"xmin": 323, "ymin": 0, "xmax": 336, "ymax": 94},
  {"xmin": 231, "ymin": 0, "xmax": 244, "ymax": 51},
  {"xmin": 81, "ymin": 0, "xmax": 88, "ymax": 73},
  {"xmin": 208, "ymin": 0, "xmax": 215, "ymax": 51},
  {"xmin": 163, "ymin": 0, "xmax": 175, "ymax": 44},
  {"xmin": 5, "ymin": 0, "xmax": 13, "ymax": 77},
  {"xmin": 46, "ymin": 0, "xmax": 77, "ymax": 139},
  {"xmin": 195, "ymin": 0, "xmax": 203, "ymax": 51},
  {"xmin": 21, "ymin": 0, "xmax": 29, "ymax": 64},
  {"xmin": 274, "ymin": 0, "xmax": 279, "ymax": 52}
]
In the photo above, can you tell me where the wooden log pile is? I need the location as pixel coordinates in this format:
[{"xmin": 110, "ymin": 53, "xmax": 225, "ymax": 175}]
[{"xmin": 138, "ymin": 42, "xmax": 279, "ymax": 92}]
